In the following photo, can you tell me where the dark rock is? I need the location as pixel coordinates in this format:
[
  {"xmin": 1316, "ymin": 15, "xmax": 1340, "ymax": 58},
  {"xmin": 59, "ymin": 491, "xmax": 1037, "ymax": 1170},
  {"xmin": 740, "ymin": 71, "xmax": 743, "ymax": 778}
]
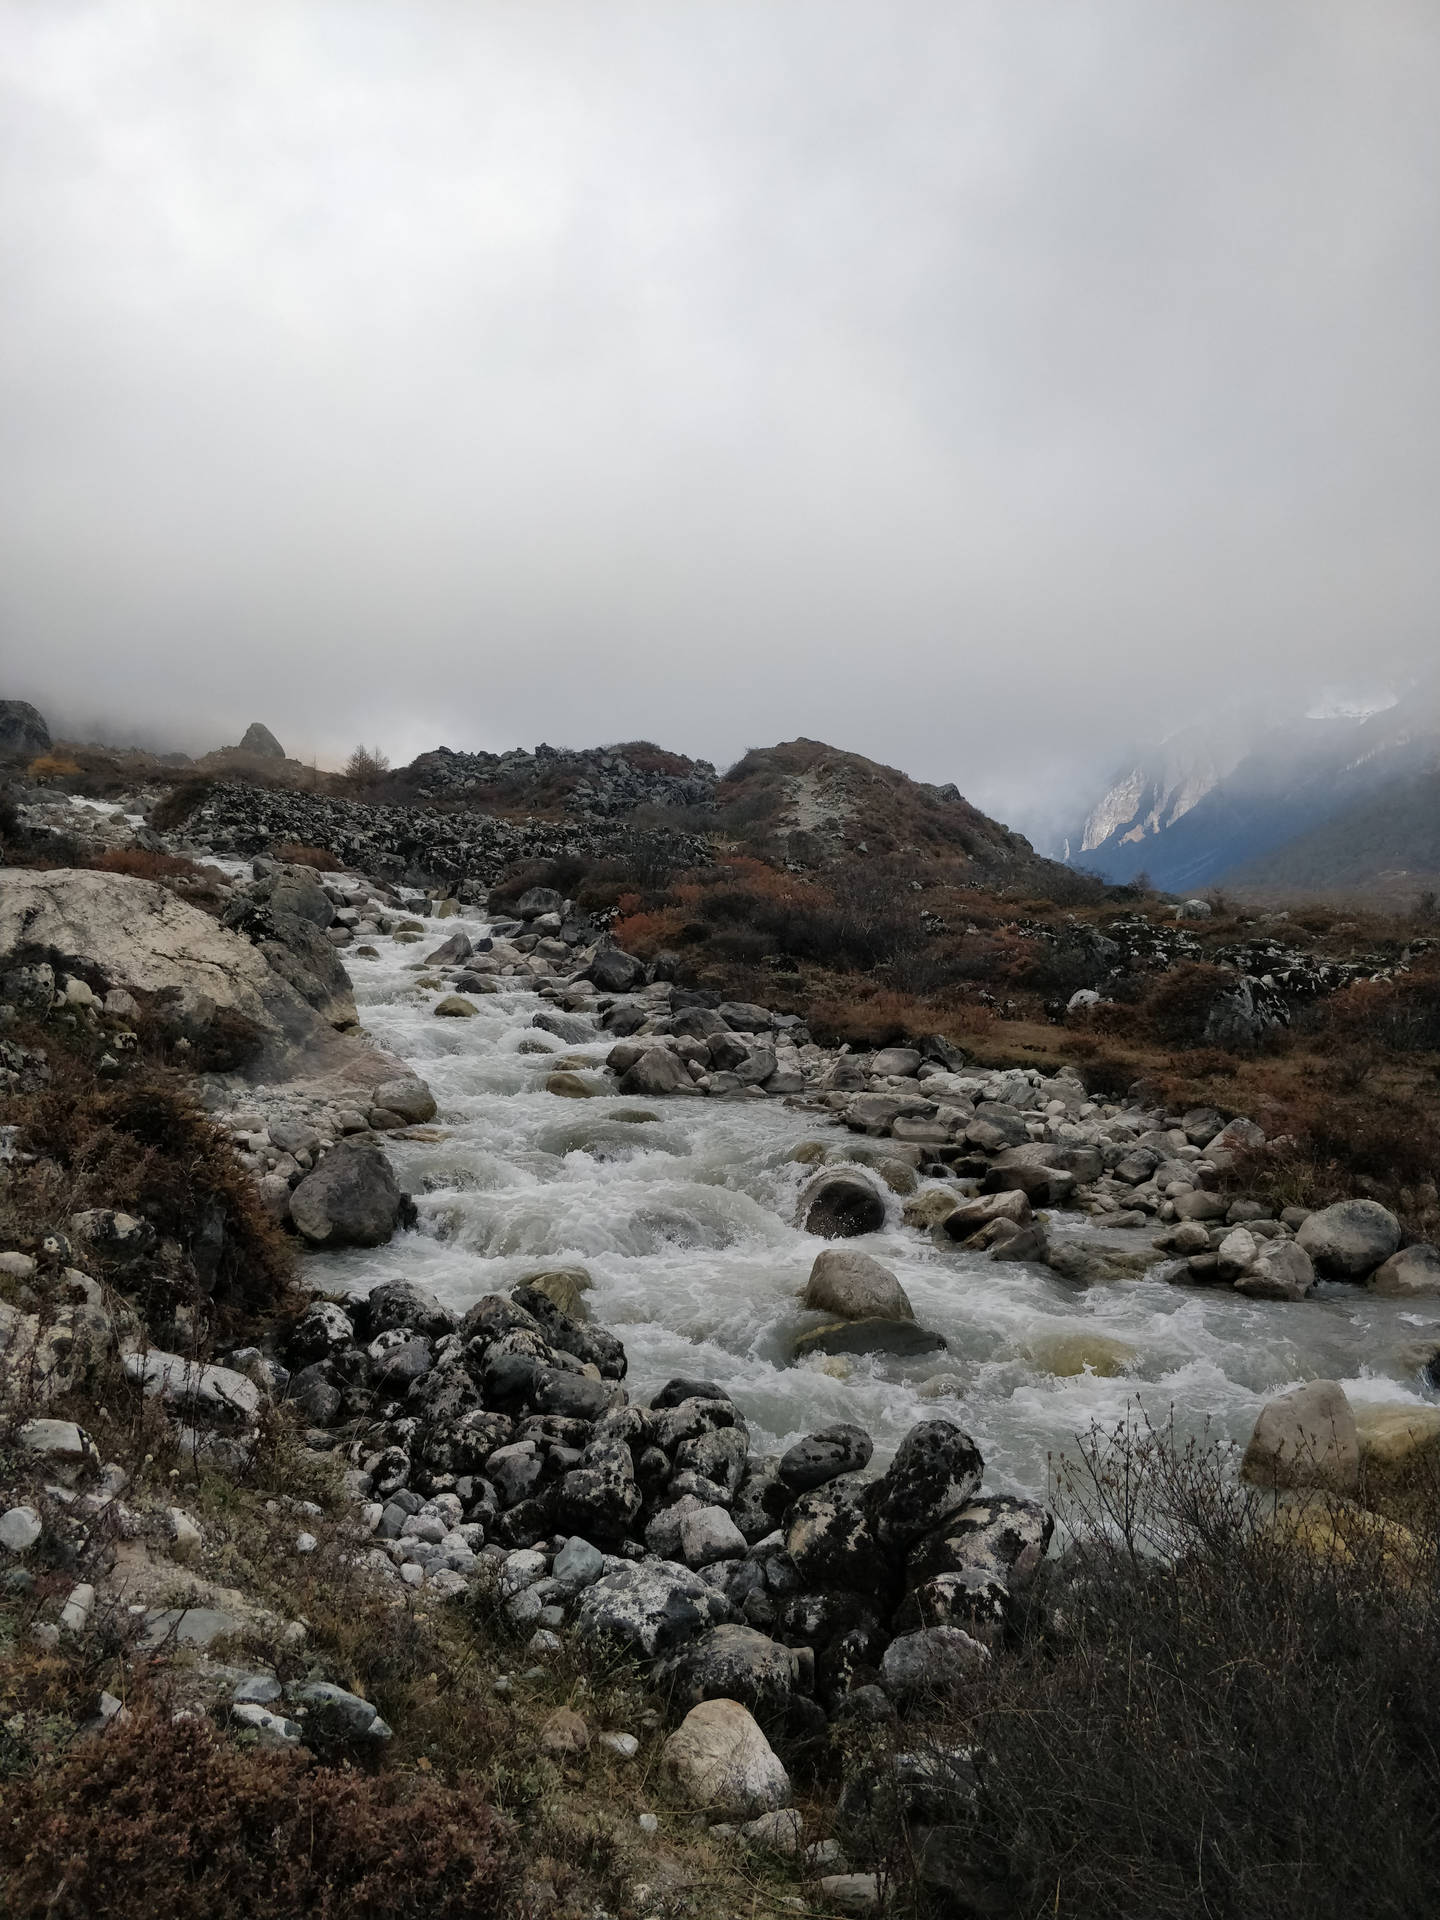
[
  {"xmin": 906, "ymin": 1494, "xmax": 1053, "ymax": 1597},
  {"xmin": 798, "ymin": 1173, "xmax": 888, "ymax": 1239},
  {"xmin": 588, "ymin": 949, "xmax": 648, "ymax": 994},
  {"xmin": 0, "ymin": 699, "xmax": 51, "ymax": 756},
  {"xmin": 651, "ymin": 1378, "xmax": 732, "ymax": 1411},
  {"xmin": 290, "ymin": 1145, "xmax": 407, "ymax": 1249},
  {"xmin": 364, "ymin": 1278, "xmax": 456, "ymax": 1340},
  {"xmin": 871, "ymin": 1421, "xmax": 984, "ymax": 1550},
  {"xmin": 784, "ymin": 1475, "xmax": 895, "ymax": 1600},
  {"xmin": 792, "ymin": 1320, "xmax": 947, "ymax": 1361},
  {"xmin": 655, "ymin": 1624, "xmax": 803, "ymax": 1721},
  {"xmin": 779, "ymin": 1424, "xmax": 874, "ymax": 1493}
]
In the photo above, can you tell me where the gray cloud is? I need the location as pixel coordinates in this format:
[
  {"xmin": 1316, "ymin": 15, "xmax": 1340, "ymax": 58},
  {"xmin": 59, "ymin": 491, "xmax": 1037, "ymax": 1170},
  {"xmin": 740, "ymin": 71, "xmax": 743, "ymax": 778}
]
[{"xmin": 3, "ymin": 0, "xmax": 1438, "ymax": 837}]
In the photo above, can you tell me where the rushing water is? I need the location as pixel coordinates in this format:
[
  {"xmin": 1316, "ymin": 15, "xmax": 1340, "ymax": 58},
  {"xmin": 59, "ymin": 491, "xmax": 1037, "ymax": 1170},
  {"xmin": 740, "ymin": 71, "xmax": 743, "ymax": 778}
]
[{"xmin": 314, "ymin": 905, "xmax": 1440, "ymax": 1501}]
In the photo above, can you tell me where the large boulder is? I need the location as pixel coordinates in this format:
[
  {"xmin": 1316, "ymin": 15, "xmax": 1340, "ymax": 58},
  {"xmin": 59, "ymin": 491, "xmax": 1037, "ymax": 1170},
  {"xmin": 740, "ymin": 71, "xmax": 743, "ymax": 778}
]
[
  {"xmin": 906, "ymin": 1495, "xmax": 1053, "ymax": 1597},
  {"xmin": 1240, "ymin": 1380, "xmax": 1359, "ymax": 1496},
  {"xmin": 588, "ymin": 949, "xmax": 647, "ymax": 994},
  {"xmin": 1233, "ymin": 1239, "xmax": 1314, "ymax": 1301},
  {"xmin": 0, "ymin": 700, "xmax": 51, "ymax": 757},
  {"xmin": 1369, "ymin": 1243, "xmax": 1440, "ymax": 1298},
  {"xmin": 1296, "ymin": 1201, "xmax": 1402, "ymax": 1280},
  {"xmin": 289, "ymin": 1144, "xmax": 407, "ymax": 1248},
  {"xmin": 798, "ymin": 1173, "xmax": 888, "ymax": 1239},
  {"xmin": 784, "ymin": 1475, "xmax": 894, "ymax": 1598},
  {"xmin": 617, "ymin": 1047, "xmax": 692, "ymax": 1097},
  {"xmin": 572, "ymin": 1561, "xmax": 734, "ymax": 1659},
  {"xmin": 879, "ymin": 1626, "xmax": 989, "ymax": 1700},
  {"xmin": 801, "ymin": 1249, "xmax": 913, "ymax": 1322},
  {"xmin": 0, "ymin": 868, "xmax": 406, "ymax": 1089},
  {"xmin": 1353, "ymin": 1403, "xmax": 1440, "ymax": 1510},
  {"xmin": 662, "ymin": 1699, "xmax": 790, "ymax": 1817}
]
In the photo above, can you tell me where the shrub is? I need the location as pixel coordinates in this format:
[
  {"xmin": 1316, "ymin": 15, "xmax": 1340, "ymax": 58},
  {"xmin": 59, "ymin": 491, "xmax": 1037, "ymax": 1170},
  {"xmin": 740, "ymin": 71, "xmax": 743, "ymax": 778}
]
[
  {"xmin": 1140, "ymin": 962, "xmax": 1238, "ymax": 1048},
  {"xmin": 272, "ymin": 842, "xmax": 337, "ymax": 871},
  {"xmin": 26, "ymin": 754, "xmax": 83, "ymax": 781},
  {"xmin": 0, "ymin": 1711, "xmax": 518, "ymax": 1920},
  {"xmin": 148, "ymin": 780, "xmax": 213, "ymax": 832},
  {"xmin": 924, "ymin": 1418, "xmax": 1440, "ymax": 1920}
]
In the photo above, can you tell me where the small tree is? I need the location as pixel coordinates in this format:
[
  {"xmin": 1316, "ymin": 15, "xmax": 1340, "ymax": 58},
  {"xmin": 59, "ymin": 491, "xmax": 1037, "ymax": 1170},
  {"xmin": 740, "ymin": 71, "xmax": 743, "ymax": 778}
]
[{"xmin": 344, "ymin": 744, "xmax": 390, "ymax": 783}]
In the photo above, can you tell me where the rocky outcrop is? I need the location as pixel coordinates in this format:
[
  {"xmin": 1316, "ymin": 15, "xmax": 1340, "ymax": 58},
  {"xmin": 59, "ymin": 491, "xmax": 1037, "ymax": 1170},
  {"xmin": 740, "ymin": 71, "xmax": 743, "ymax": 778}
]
[
  {"xmin": 0, "ymin": 699, "xmax": 51, "ymax": 758},
  {"xmin": 0, "ymin": 868, "xmax": 409, "ymax": 1091},
  {"xmin": 236, "ymin": 723, "xmax": 286, "ymax": 759}
]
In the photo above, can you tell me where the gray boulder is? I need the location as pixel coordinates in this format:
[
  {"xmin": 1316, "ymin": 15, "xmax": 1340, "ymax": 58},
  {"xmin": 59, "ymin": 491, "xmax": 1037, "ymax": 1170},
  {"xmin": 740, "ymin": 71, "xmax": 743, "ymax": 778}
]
[
  {"xmin": 290, "ymin": 1144, "xmax": 407, "ymax": 1248},
  {"xmin": 123, "ymin": 1352, "xmax": 261, "ymax": 1426},
  {"xmin": 879, "ymin": 1625, "xmax": 988, "ymax": 1700},
  {"xmin": 1233, "ymin": 1239, "xmax": 1314, "ymax": 1300},
  {"xmin": 656, "ymin": 1624, "xmax": 803, "ymax": 1720},
  {"xmin": 1370, "ymin": 1243, "xmax": 1440, "ymax": 1297},
  {"xmin": 371, "ymin": 1077, "xmax": 438, "ymax": 1122},
  {"xmin": 618, "ymin": 1048, "xmax": 692, "ymax": 1097},
  {"xmin": 589, "ymin": 949, "xmax": 647, "ymax": 993},
  {"xmin": 802, "ymin": 1248, "xmax": 912, "ymax": 1322},
  {"xmin": 365, "ymin": 1277, "xmax": 455, "ymax": 1338},
  {"xmin": 1297, "ymin": 1201, "xmax": 1403, "ymax": 1280}
]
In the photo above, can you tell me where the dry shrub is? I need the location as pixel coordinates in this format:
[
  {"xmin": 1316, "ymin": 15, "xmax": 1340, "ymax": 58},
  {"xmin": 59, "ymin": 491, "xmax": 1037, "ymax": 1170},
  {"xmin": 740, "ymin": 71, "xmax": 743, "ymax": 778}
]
[
  {"xmin": 148, "ymin": 779, "xmax": 213, "ymax": 831},
  {"xmin": 0, "ymin": 1711, "xmax": 518, "ymax": 1920},
  {"xmin": 272, "ymin": 841, "xmax": 337, "ymax": 871},
  {"xmin": 1312, "ymin": 960, "xmax": 1440, "ymax": 1055},
  {"xmin": 1139, "ymin": 961, "xmax": 1239, "ymax": 1048},
  {"xmin": 925, "ymin": 1419, "xmax": 1440, "ymax": 1920},
  {"xmin": 25, "ymin": 755, "xmax": 83, "ymax": 780},
  {"xmin": 2, "ymin": 1050, "xmax": 296, "ymax": 1331}
]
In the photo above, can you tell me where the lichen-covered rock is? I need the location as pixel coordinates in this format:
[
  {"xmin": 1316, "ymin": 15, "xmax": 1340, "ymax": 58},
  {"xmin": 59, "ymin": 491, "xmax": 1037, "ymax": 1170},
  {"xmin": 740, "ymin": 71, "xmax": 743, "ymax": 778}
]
[
  {"xmin": 572, "ymin": 1561, "xmax": 734, "ymax": 1659},
  {"xmin": 905, "ymin": 1494, "xmax": 1053, "ymax": 1597},
  {"xmin": 779, "ymin": 1423, "xmax": 874, "ymax": 1493},
  {"xmin": 364, "ymin": 1278, "xmax": 456, "ymax": 1339},
  {"xmin": 879, "ymin": 1625, "xmax": 989, "ymax": 1700},
  {"xmin": 871, "ymin": 1421, "xmax": 984, "ymax": 1549},
  {"xmin": 784, "ymin": 1475, "xmax": 894, "ymax": 1598},
  {"xmin": 656, "ymin": 1624, "xmax": 803, "ymax": 1720}
]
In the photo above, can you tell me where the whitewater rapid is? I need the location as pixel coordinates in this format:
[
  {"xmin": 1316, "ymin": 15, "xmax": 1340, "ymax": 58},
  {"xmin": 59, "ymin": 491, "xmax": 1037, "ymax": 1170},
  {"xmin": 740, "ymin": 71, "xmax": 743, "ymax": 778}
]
[{"xmin": 313, "ymin": 905, "xmax": 1440, "ymax": 1502}]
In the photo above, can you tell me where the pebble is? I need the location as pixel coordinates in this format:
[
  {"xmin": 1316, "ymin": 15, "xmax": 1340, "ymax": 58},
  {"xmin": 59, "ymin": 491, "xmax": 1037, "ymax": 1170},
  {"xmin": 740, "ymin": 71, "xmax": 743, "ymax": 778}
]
[
  {"xmin": 598, "ymin": 1731, "xmax": 639, "ymax": 1760},
  {"xmin": 295, "ymin": 1532, "xmax": 319, "ymax": 1554},
  {"xmin": 637, "ymin": 1813, "xmax": 659, "ymax": 1835}
]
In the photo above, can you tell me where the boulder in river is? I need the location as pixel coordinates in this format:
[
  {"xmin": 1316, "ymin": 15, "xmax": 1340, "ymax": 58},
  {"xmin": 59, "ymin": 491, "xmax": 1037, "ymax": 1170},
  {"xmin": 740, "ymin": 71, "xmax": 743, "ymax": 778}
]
[
  {"xmin": 617, "ymin": 1047, "xmax": 692, "ymax": 1097},
  {"xmin": 290, "ymin": 1144, "xmax": 408, "ymax": 1248},
  {"xmin": 798, "ymin": 1172, "xmax": 888, "ymax": 1239},
  {"xmin": 1369, "ymin": 1243, "xmax": 1440, "ymax": 1297},
  {"xmin": 792, "ymin": 1319, "xmax": 947, "ymax": 1361},
  {"xmin": 802, "ymin": 1248, "xmax": 913, "ymax": 1322},
  {"xmin": 1297, "ymin": 1201, "xmax": 1403, "ymax": 1280},
  {"xmin": 1240, "ymin": 1379, "xmax": 1359, "ymax": 1496}
]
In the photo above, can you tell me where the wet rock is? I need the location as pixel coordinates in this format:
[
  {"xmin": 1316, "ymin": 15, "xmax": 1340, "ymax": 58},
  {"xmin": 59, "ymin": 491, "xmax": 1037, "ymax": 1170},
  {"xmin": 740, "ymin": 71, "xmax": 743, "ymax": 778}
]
[
  {"xmin": 792, "ymin": 1319, "xmax": 947, "ymax": 1361},
  {"xmin": 1241, "ymin": 1380, "xmax": 1359, "ymax": 1496},
  {"xmin": 872, "ymin": 1421, "xmax": 984, "ymax": 1550},
  {"xmin": 617, "ymin": 1048, "xmax": 692, "ymax": 1097},
  {"xmin": 779, "ymin": 1423, "xmax": 874, "ymax": 1493},
  {"xmin": 290, "ymin": 1143, "xmax": 406, "ymax": 1248},
  {"xmin": 1297, "ymin": 1201, "xmax": 1403, "ymax": 1280},
  {"xmin": 434, "ymin": 994, "xmax": 479, "ymax": 1018},
  {"xmin": 573, "ymin": 1561, "xmax": 734, "ymax": 1659},
  {"xmin": 1233, "ymin": 1239, "xmax": 1314, "ymax": 1300},
  {"xmin": 662, "ymin": 1698, "xmax": 790, "ymax": 1817},
  {"xmin": 801, "ymin": 1248, "xmax": 912, "ymax": 1322},
  {"xmin": 1370, "ymin": 1243, "xmax": 1440, "ymax": 1298},
  {"xmin": 588, "ymin": 949, "xmax": 647, "ymax": 993},
  {"xmin": 798, "ymin": 1173, "xmax": 888, "ymax": 1239}
]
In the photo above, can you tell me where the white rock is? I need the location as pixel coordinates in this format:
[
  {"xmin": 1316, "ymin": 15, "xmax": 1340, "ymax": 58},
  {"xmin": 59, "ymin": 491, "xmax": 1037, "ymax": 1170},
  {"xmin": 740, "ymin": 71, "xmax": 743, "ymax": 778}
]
[
  {"xmin": 599, "ymin": 1731, "xmax": 640, "ymax": 1760},
  {"xmin": 0, "ymin": 1505, "xmax": 42, "ymax": 1554},
  {"xmin": 662, "ymin": 1699, "xmax": 791, "ymax": 1818},
  {"xmin": 60, "ymin": 1583, "xmax": 96, "ymax": 1633}
]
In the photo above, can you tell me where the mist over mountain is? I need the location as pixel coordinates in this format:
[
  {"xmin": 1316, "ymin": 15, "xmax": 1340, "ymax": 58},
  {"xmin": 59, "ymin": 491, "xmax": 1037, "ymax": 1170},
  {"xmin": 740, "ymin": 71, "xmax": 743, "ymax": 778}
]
[{"xmin": 1064, "ymin": 677, "xmax": 1440, "ymax": 898}]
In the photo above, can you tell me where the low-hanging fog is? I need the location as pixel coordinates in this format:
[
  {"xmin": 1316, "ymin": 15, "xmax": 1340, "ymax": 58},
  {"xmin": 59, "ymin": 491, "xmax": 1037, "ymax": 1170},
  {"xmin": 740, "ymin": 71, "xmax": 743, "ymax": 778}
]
[{"xmin": 2, "ymin": 1, "xmax": 1438, "ymax": 842}]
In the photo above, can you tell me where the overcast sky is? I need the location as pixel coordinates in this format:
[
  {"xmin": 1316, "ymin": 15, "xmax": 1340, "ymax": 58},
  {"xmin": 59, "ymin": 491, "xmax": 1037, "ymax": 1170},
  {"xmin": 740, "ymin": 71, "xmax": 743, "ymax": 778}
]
[{"xmin": 3, "ymin": 1, "xmax": 1438, "ymax": 839}]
